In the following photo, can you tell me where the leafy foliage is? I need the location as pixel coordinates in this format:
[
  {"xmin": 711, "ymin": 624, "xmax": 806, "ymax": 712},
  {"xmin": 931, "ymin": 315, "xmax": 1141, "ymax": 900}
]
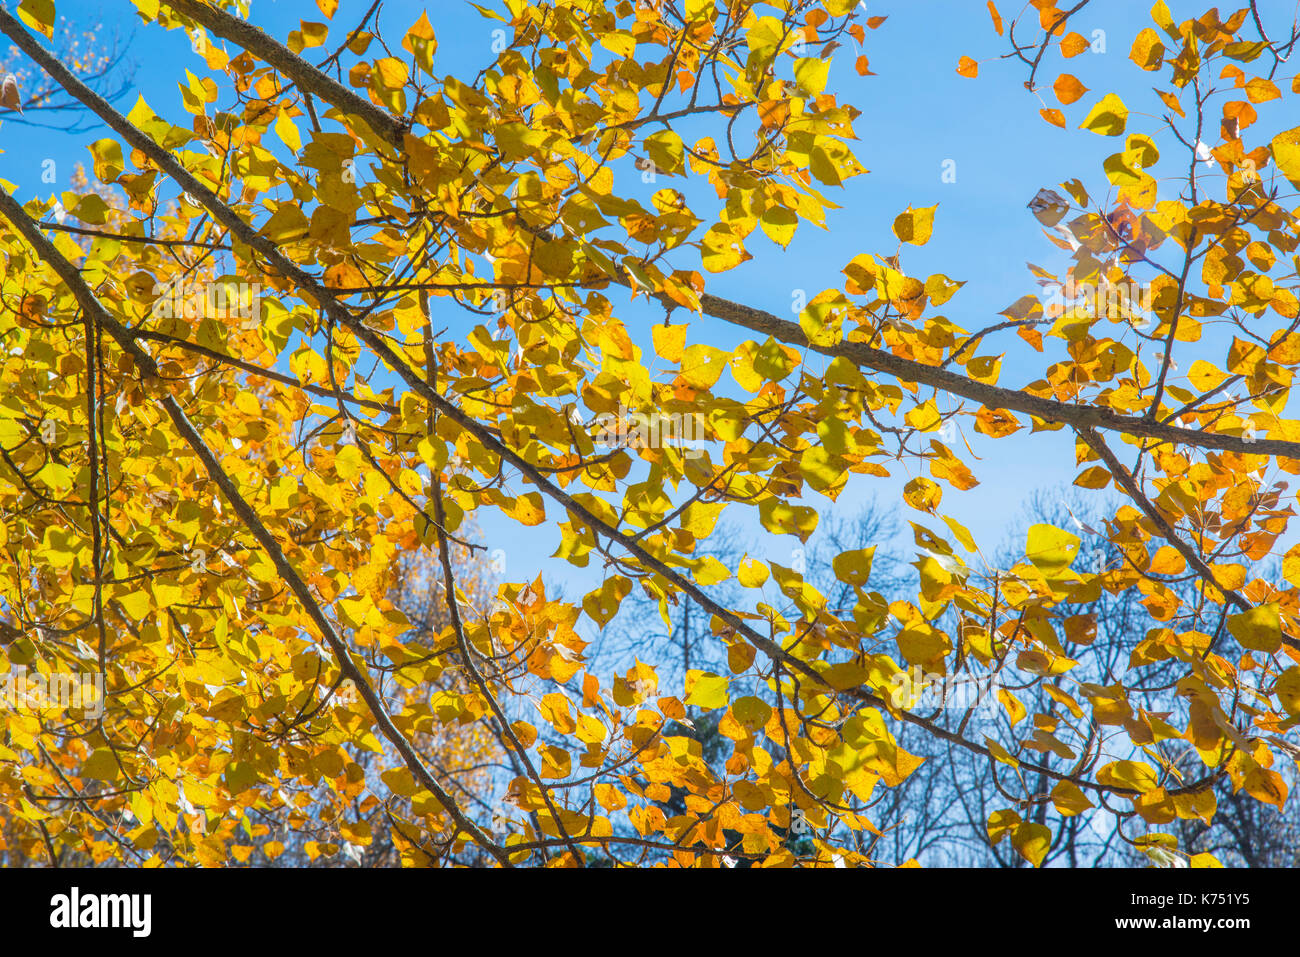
[{"xmin": 0, "ymin": 0, "xmax": 1298, "ymax": 867}]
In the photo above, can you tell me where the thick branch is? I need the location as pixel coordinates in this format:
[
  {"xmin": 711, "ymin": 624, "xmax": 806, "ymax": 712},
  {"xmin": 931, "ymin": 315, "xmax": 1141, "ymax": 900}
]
[
  {"xmin": 163, "ymin": 0, "xmax": 406, "ymax": 148},
  {"xmin": 0, "ymin": 5, "xmax": 1205, "ymax": 803},
  {"xmin": 1078, "ymin": 426, "xmax": 1300, "ymax": 653},
  {"xmin": 125, "ymin": 1, "xmax": 1300, "ymax": 462},
  {"xmin": 0, "ymin": 184, "xmax": 513, "ymax": 868},
  {"xmin": 685, "ymin": 290, "xmax": 1300, "ymax": 460}
]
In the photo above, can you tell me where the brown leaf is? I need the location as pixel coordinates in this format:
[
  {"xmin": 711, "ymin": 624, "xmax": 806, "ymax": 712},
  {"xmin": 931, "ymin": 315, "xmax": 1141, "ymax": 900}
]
[{"xmin": 0, "ymin": 74, "xmax": 22, "ymax": 113}]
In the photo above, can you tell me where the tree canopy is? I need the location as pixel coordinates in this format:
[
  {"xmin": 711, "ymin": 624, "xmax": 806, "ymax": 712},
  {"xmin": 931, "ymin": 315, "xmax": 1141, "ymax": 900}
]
[{"xmin": 0, "ymin": 0, "xmax": 1299, "ymax": 867}]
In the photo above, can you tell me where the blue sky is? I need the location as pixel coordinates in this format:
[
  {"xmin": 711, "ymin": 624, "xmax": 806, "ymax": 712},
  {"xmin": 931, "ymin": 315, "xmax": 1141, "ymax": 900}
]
[{"xmin": 2, "ymin": 0, "xmax": 1290, "ymax": 639}]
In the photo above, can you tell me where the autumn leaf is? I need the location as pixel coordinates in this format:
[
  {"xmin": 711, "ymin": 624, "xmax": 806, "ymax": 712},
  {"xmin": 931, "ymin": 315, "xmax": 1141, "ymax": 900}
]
[
  {"xmin": 892, "ymin": 204, "xmax": 937, "ymax": 246},
  {"xmin": 1080, "ymin": 93, "xmax": 1129, "ymax": 136},
  {"xmin": 1053, "ymin": 73, "xmax": 1087, "ymax": 105},
  {"xmin": 0, "ymin": 0, "xmax": 1292, "ymax": 877}
]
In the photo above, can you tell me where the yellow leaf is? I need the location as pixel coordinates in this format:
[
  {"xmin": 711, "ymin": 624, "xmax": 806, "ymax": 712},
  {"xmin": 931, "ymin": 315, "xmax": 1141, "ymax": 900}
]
[
  {"xmin": 275, "ymin": 110, "xmax": 301, "ymax": 152},
  {"xmin": 1050, "ymin": 780, "xmax": 1094, "ymax": 816},
  {"xmin": 402, "ymin": 11, "xmax": 437, "ymax": 73},
  {"xmin": 1080, "ymin": 93, "xmax": 1128, "ymax": 136},
  {"xmin": 759, "ymin": 499, "xmax": 819, "ymax": 543},
  {"xmin": 1271, "ymin": 127, "xmax": 1300, "ymax": 190},
  {"xmin": 88, "ymin": 138, "xmax": 124, "ymax": 183},
  {"xmin": 987, "ymin": 1, "xmax": 1003, "ymax": 35},
  {"xmin": 583, "ymin": 576, "xmax": 631, "ymax": 628},
  {"xmin": 903, "ymin": 476, "xmax": 942, "ymax": 512},
  {"xmin": 998, "ymin": 689, "xmax": 1026, "ymax": 725},
  {"xmin": 1129, "ymin": 28, "xmax": 1165, "ymax": 70},
  {"xmin": 82, "ymin": 749, "xmax": 120, "ymax": 781},
  {"xmin": 1040, "ymin": 108, "xmax": 1066, "ymax": 128},
  {"xmin": 1096, "ymin": 759, "xmax": 1157, "ymax": 791},
  {"xmin": 1148, "ymin": 545, "xmax": 1186, "ymax": 575},
  {"xmin": 381, "ymin": 767, "xmax": 417, "ymax": 797},
  {"xmin": 793, "ymin": 57, "xmax": 831, "ymax": 95},
  {"xmin": 987, "ymin": 808, "xmax": 1021, "ymax": 844},
  {"xmin": 1011, "ymin": 822, "xmax": 1051, "ymax": 867},
  {"xmin": 684, "ymin": 670, "xmax": 729, "ymax": 710},
  {"xmin": 677, "ymin": 343, "xmax": 729, "ymax": 390},
  {"xmin": 1025, "ymin": 524, "xmax": 1080, "ymax": 575},
  {"xmin": 1226, "ymin": 603, "xmax": 1283, "ymax": 654},
  {"xmin": 685, "ymin": 0, "xmax": 714, "ymax": 21},
  {"xmin": 17, "ymin": 0, "xmax": 55, "ymax": 39},
  {"xmin": 1074, "ymin": 465, "xmax": 1110, "ymax": 489},
  {"xmin": 644, "ymin": 129, "xmax": 684, "ymax": 175},
  {"xmin": 892, "ymin": 204, "xmax": 937, "ymax": 245},
  {"xmin": 1277, "ymin": 667, "xmax": 1300, "ymax": 717},
  {"xmin": 1060, "ymin": 32, "xmax": 1089, "ymax": 57},
  {"xmin": 1243, "ymin": 766, "xmax": 1288, "ymax": 807},
  {"xmin": 984, "ymin": 737, "xmax": 1019, "ymax": 767},
  {"xmin": 738, "ymin": 555, "xmax": 769, "ymax": 588},
  {"xmin": 700, "ymin": 224, "xmax": 749, "ymax": 273},
  {"xmin": 510, "ymin": 492, "xmax": 546, "ymax": 527},
  {"xmin": 538, "ymin": 693, "xmax": 576, "ymax": 734},
  {"xmin": 651, "ymin": 323, "xmax": 687, "ymax": 363},
  {"xmin": 375, "ymin": 57, "xmax": 409, "ymax": 90}
]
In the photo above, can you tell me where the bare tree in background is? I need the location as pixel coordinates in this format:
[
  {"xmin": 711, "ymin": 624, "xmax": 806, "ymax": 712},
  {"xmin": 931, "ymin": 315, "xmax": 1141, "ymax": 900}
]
[
  {"xmin": 877, "ymin": 490, "xmax": 1300, "ymax": 868},
  {"xmin": 0, "ymin": 13, "xmax": 134, "ymax": 131}
]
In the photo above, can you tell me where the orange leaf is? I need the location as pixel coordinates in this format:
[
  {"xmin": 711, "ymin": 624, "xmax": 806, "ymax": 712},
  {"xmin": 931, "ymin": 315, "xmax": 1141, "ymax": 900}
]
[
  {"xmin": 1040, "ymin": 108, "xmax": 1066, "ymax": 128},
  {"xmin": 1245, "ymin": 77, "xmax": 1280, "ymax": 104},
  {"xmin": 987, "ymin": 1, "xmax": 1004, "ymax": 36},
  {"xmin": 1060, "ymin": 31, "xmax": 1089, "ymax": 57},
  {"xmin": 1053, "ymin": 73, "xmax": 1087, "ymax": 104},
  {"xmin": 956, "ymin": 56, "xmax": 979, "ymax": 78}
]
